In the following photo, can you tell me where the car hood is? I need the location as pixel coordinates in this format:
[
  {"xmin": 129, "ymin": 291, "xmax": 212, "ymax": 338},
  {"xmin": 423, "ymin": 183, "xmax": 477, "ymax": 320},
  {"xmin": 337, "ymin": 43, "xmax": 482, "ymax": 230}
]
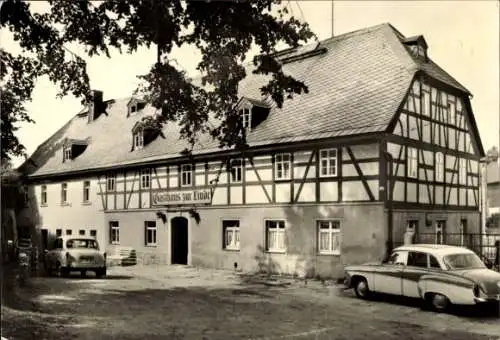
[{"xmin": 454, "ymin": 268, "xmax": 500, "ymax": 294}]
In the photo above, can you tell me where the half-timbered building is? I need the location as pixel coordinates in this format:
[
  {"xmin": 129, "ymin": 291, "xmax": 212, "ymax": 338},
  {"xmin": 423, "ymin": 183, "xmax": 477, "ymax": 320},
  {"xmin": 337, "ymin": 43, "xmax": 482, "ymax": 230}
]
[{"xmin": 22, "ymin": 23, "xmax": 485, "ymax": 278}]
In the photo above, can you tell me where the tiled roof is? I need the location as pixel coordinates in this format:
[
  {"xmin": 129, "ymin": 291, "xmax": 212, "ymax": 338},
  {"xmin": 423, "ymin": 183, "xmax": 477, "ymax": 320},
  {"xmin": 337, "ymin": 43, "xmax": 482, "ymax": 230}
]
[{"xmin": 24, "ymin": 23, "xmax": 472, "ymax": 178}]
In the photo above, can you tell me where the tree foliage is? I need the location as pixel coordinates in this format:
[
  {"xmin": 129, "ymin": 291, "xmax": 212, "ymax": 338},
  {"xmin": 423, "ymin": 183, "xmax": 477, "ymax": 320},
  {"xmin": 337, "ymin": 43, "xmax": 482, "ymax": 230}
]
[{"xmin": 0, "ymin": 0, "xmax": 314, "ymax": 161}]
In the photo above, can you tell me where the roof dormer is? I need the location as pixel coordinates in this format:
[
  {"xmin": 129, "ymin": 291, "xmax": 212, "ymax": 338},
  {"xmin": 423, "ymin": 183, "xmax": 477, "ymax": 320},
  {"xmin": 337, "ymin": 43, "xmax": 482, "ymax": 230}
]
[
  {"xmin": 127, "ymin": 97, "xmax": 147, "ymax": 117},
  {"xmin": 131, "ymin": 116, "xmax": 163, "ymax": 151},
  {"xmin": 62, "ymin": 138, "xmax": 89, "ymax": 162},
  {"xmin": 237, "ymin": 97, "xmax": 271, "ymax": 131},
  {"xmin": 402, "ymin": 35, "xmax": 428, "ymax": 61}
]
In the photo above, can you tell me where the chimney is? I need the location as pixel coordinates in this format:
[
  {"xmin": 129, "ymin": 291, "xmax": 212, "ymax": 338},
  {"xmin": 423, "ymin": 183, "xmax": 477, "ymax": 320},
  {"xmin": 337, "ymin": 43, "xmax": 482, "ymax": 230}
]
[{"xmin": 88, "ymin": 90, "xmax": 104, "ymax": 123}]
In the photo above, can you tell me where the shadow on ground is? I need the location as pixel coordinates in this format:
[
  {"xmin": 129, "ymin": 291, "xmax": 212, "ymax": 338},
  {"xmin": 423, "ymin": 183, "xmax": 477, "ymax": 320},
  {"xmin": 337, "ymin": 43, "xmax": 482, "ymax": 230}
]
[{"xmin": 349, "ymin": 292, "xmax": 500, "ymax": 319}]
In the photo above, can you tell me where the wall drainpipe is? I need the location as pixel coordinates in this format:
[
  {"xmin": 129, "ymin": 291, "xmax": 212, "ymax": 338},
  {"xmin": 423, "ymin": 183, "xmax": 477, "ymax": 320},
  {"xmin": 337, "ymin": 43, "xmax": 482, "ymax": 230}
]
[{"xmin": 384, "ymin": 152, "xmax": 394, "ymax": 259}]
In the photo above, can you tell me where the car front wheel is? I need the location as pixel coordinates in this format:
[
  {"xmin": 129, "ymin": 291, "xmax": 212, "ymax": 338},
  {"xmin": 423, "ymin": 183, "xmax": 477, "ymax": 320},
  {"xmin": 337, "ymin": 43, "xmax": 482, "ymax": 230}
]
[
  {"xmin": 354, "ymin": 278, "xmax": 370, "ymax": 299},
  {"xmin": 428, "ymin": 293, "xmax": 450, "ymax": 312},
  {"xmin": 95, "ymin": 267, "xmax": 107, "ymax": 278}
]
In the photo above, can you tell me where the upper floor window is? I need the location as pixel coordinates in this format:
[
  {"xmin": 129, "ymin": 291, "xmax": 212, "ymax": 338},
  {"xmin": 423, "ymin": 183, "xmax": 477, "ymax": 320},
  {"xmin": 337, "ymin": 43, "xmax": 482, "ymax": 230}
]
[
  {"xmin": 275, "ymin": 153, "xmax": 291, "ymax": 180},
  {"xmin": 61, "ymin": 183, "xmax": 68, "ymax": 204},
  {"xmin": 134, "ymin": 130, "xmax": 144, "ymax": 149},
  {"xmin": 407, "ymin": 147, "xmax": 418, "ymax": 178},
  {"xmin": 459, "ymin": 158, "xmax": 466, "ymax": 185},
  {"xmin": 63, "ymin": 147, "xmax": 72, "ymax": 162},
  {"xmin": 140, "ymin": 168, "xmax": 151, "ymax": 189},
  {"xmin": 422, "ymin": 91, "xmax": 430, "ymax": 116},
  {"xmin": 317, "ymin": 220, "xmax": 341, "ymax": 255},
  {"xmin": 106, "ymin": 173, "xmax": 116, "ymax": 191},
  {"xmin": 435, "ymin": 152, "xmax": 444, "ymax": 182},
  {"xmin": 448, "ymin": 102, "xmax": 456, "ymax": 125},
  {"xmin": 319, "ymin": 148, "xmax": 338, "ymax": 177},
  {"xmin": 230, "ymin": 159, "xmax": 243, "ymax": 183},
  {"xmin": 41, "ymin": 185, "xmax": 47, "ymax": 205},
  {"xmin": 181, "ymin": 164, "xmax": 193, "ymax": 187},
  {"xmin": 83, "ymin": 181, "xmax": 90, "ymax": 203}
]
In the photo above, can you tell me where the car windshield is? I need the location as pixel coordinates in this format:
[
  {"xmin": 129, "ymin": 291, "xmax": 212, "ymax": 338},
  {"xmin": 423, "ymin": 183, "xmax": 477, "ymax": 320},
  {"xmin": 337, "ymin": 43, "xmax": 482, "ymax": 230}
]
[
  {"xmin": 66, "ymin": 239, "xmax": 98, "ymax": 250},
  {"xmin": 442, "ymin": 253, "xmax": 486, "ymax": 270}
]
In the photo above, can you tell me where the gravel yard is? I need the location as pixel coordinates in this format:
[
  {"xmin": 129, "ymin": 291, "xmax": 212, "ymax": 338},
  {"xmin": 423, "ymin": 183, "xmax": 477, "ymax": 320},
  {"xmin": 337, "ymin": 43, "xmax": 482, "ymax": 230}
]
[{"xmin": 2, "ymin": 265, "xmax": 499, "ymax": 340}]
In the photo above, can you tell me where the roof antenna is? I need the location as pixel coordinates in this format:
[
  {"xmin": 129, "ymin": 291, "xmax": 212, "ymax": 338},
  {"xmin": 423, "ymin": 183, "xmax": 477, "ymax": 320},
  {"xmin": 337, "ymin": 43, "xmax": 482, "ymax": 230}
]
[{"xmin": 331, "ymin": 0, "xmax": 335, "ymax": 38}]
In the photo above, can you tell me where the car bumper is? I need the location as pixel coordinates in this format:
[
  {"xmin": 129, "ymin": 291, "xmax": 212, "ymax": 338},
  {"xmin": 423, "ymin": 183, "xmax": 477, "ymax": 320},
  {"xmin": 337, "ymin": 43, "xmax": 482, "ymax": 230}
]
[
  {"xmin": 66, "ymin": 262, "xmax": 105, "ymax": 269},
  {"xmin": 474, "ymin": 295, "xmax": 500, "ymax": 304}
]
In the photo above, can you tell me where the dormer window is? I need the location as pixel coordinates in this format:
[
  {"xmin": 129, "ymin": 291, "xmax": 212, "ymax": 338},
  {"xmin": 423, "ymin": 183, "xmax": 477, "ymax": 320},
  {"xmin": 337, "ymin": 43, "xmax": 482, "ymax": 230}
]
[
  {"xmin": 134, "ymin": 130, "xmax": 144, "ymax": 149},
  {"xmin": 62, "ymin": 138, "xmax": 89, "ymax": 163},
  {"xmin": 237, "ymin": 97, "xmax": 270, "ymax": 132},
  {"xmin": 131, "ymin": 116, "xmax": 162, "ymax": 151},
  {"xmin": 402, "ymin": 35, "xmax": 428, "ymax": 61},
  {"xmin": 127, "ymin": 97, "xmax": 146, "ymax": 117}
]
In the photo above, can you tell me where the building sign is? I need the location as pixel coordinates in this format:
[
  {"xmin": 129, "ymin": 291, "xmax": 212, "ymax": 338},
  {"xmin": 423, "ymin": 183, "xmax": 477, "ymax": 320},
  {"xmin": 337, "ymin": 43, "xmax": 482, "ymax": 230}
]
[{"xmin": 151, "ymin": 189, "xmax": 212, "ymax": 206}]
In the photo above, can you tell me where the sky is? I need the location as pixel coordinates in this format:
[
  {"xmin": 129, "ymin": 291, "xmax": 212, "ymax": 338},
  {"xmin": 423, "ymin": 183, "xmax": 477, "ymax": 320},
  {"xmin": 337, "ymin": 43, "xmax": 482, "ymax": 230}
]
[{"xmin": 3, "ymin": 0, "xmax": 500, "ymax": 168}]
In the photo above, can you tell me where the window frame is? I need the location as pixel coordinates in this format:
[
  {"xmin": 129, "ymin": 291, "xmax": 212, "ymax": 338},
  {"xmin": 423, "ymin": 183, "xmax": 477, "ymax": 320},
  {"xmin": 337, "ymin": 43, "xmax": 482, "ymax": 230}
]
[
  {"xmin": 63, "ymin": 146, "xmax": 72, "ymax": 162},
  {"xmin": 65, "ymin": 229, "xmax": 72, "ymax": 236},
  {"xmin": 41, "ymin": 185, "xmax": 47, "ymax": 205},
  {"xmin": 83, "ymin": 180, "xmax": 90, "ymax": 203},
  {"xmin": 317, "ymin": 220, "xmax": 341, "ymax": 255},
  {"xmin": 90, "ymin": 230, "xmax": 97, "ymax": 237},
  {"xmin": 61, "ymin": 183, "xmax": 68, "ymax": 204},
  {"xmin": 144, "ymin": 221, "xmax": 157, "ymax": 247},
  {"xmin": 319, "ymin": 148, "xmax": 338, "ymax": 178},
  {"xmin": 222, "ymin": 220, "xmax": 240, "ymax": 251},
  {"xmin": 56, "ymin": 229, "xmax": 62, "ymax": 237},
  {"xmin": 134, "ymin": 130, "xmax": 144, "ymax": 149},
  {"xmin": 265, "ymin": 220, "xmax": 286, "ymax": 253},
  {"xmin": 79, "ymin": 229, "xmax": 85, "ymax": 236},
  {"xmin": 274, "ymin": 153, "xmax": 291, "ymax": 181},
  {"xmin": 106, "ymin": 173, "xmax": 116, "ymax": 191},
  {"xmin": 109, "ymin": 221, "xmax": 120, "ymax": 245},
  {"xmin": 180, "ymin": 164, "xmax": 193, "ymax": 187},
  {"xmin": 407, "ymin": 147, "xmax": 418, "ymax": 178},
  {"xmin": 241, "ymin": 107, "xmax": 251, "ymax": 129},
  {"xmin": 435, "ymin": 152, "xmax": 444, "ymax": 182},
  {"xmin": 140, "ymin": 168, "xmax": 151, "ymax": 189},
  {"xmin": 230, "ymin": 159, "xmax": 243, "ymax": 183}
]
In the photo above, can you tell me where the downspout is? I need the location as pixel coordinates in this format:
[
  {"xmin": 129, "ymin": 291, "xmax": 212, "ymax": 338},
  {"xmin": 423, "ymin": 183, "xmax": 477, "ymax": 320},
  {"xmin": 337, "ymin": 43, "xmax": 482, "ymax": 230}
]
[{"xmin": 384, "ymin": 152, "xmax": 394, "ymax": 259}]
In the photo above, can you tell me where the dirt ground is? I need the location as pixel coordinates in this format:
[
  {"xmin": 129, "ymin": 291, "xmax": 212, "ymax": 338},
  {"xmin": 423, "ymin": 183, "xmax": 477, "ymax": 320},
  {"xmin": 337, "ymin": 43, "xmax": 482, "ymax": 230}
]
[{"xmin": 2, "ymin": 265, "xmax": 500, "ymax": 340}]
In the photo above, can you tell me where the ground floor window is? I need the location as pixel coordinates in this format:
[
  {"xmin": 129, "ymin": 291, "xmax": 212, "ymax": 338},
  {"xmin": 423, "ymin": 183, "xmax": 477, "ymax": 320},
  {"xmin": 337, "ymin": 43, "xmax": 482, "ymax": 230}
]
[
  {"xmin": 222, "ymin": 220, "xmax": 240, "ymax": 250},
  {"xmin": 317, "ymin": 220, "xmax": 341, "ymax": 255},
  {"xmin": 436, "ymin": 220, "xmax": 446, "ymax": 244},
  {"xmin": 66, "ymin": 229, "xmax": 72, "ymax": 236},
  {"xmin": 90, "ymin": 229, "xmax": 97, "ymax": 237},
  {"xmin": 265, "ymin": 220, "xmax": 286, "ymax": 253},
  {"xmin": 110, "ymin": 221, "xmax": 120, "ymax": 245},
  {"xmin": 79, "ymin": 229, "xmax": 85, "ymax": 236},
  {"xmin": 144, "ymin": 221, "xmax": 157, "ymax": 246},
  {"xmin": 56, "ymin": 229, "xmax": 62, "ymax": 237}
]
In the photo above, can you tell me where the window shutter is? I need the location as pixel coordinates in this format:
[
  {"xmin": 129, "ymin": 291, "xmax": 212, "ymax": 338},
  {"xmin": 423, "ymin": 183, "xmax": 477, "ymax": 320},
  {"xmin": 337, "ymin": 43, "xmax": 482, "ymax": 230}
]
[{"xmin": 144, "ymin": 223, "xmax": 148, "ymax": 245}]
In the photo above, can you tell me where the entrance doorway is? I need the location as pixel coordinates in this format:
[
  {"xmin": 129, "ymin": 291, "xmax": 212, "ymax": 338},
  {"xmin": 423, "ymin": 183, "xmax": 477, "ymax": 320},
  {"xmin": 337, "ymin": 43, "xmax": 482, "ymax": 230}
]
[
  {"xmin": 171, "ymin": 217, "xmax": 188, "ymax": 265},
  {"xmin": 41, "ymin": 229, "xmax": 48, "ymax": 250}
]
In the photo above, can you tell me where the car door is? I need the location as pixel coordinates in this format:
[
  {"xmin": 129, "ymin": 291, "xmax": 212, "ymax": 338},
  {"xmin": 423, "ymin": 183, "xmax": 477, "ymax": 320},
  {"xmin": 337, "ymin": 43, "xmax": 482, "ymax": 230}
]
[
  {"xmin": 373, "ymin": 250, "xmax": 407, "ymax": 295},
  {"xmin": 402, "ymin": 251, "xmax": 431, "ymax": 298}
]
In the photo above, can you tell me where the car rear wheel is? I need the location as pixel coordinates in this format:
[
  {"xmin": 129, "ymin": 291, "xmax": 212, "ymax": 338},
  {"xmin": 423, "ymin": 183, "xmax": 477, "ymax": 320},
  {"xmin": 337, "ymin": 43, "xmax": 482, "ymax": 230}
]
[
  {"xmin": 354, "ymin": 278, "xmax": 370, "ymax": 299},
  {"xmin": 429, "ymin": 293, "xmax": 450, "ymax": 312}
]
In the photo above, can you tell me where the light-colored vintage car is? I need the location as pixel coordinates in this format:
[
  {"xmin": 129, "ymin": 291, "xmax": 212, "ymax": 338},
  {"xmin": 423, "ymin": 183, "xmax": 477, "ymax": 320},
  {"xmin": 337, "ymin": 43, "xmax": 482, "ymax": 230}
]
[
  {"xmin": 344, "ymin": 244, "xmax": 500, "ymax": 312},
  {"xmin": 44, "ymin": 236, "xmax": 107, "ymax": 278}
]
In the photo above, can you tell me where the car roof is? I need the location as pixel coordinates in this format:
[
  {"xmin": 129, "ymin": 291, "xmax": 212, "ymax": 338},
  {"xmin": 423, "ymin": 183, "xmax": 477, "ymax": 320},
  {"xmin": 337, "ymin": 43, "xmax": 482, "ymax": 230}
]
[{"xmin": 394, "ymin": 244, "xmax": 475, "ymax": 256}]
